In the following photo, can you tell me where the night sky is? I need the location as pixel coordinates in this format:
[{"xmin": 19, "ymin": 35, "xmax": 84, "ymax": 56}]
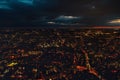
[{"xmin": 0, "ymin": 0, "xmax": 120, "ymax": 27}]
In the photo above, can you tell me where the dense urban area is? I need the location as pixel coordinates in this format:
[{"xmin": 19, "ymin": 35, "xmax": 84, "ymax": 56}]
[{"xmin": 0, "ymin": 29, "xmax": 120, "ymax": 80}]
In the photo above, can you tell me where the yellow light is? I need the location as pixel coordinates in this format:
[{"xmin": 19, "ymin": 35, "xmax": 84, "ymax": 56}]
[
  {"xmin": 109, "ymin": 19, "xmax": 120, "ymax": 24},
  {"xmin": 7, "ymin": 62, "xmax": 18, "ymax": 67}
]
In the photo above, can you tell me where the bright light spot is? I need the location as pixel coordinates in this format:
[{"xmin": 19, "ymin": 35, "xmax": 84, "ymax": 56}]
[
  {"xmin": 108, "ymin": 19, "xmax": 120, "ymax": 24},
  {"xmin": 56, "ymin": 15, "xmax": 80, "ymax": 20},
  {"xmin": 62, "ymin": 15, "xmax": 79, "ymax": 19},
  {"xmin": 7, "ymin": 62, "xmax": 18, "ymax": 67},
  {"xmin": 47, "ymin": 22, "xmax": 56, "ymax": 24}
]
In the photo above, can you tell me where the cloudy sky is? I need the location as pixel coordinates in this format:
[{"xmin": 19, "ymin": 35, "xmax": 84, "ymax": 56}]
[{"xmin": 0, "ymin": 0, "xmax": 120, "ymax": 27}]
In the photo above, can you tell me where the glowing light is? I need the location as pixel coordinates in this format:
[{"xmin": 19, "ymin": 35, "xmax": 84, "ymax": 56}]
[
  {"xmin": 108, "ymin": 19, "xmax": 120, "ymax": 24},
  {"xmin": 47, "ymin": 22, "xmax": 56, "ymax": 24},
  {"xmin": 7, "ymin": 62, "xmax": 18, "ymax": 67},
  {"xmin": 56, "ymin": 15, "xmax": 80, "ymax": 21},
  {"xmin": 61, "ymin": 16, "xmax": 78, "ymax": 19}
]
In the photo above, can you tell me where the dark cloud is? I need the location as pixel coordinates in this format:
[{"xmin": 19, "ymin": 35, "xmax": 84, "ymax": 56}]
[{"xmin": 0, "ymin": 0, "xmax": 120, "ymax": 27}]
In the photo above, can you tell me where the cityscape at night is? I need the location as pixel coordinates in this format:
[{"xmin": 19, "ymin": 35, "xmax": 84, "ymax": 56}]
[
  {"xmin": 0, "ymin": 29, "xmax": 119, "ymax": 80},
  {"xmin": 0, "ymin": 0, "xmax": 120, "ymax": 80}
]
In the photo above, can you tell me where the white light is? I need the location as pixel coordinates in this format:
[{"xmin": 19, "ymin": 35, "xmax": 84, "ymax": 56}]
[
  {"xmin": 62, "ymin": 16, "xmax": 78, "ymax": 19},
  {"xmin": 47, "ymin": 22, "xmax": 55, "ymax": 24},
  {"xmin": 56, "ymin": 15, "xmax": 80, "ymax": 20}
]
